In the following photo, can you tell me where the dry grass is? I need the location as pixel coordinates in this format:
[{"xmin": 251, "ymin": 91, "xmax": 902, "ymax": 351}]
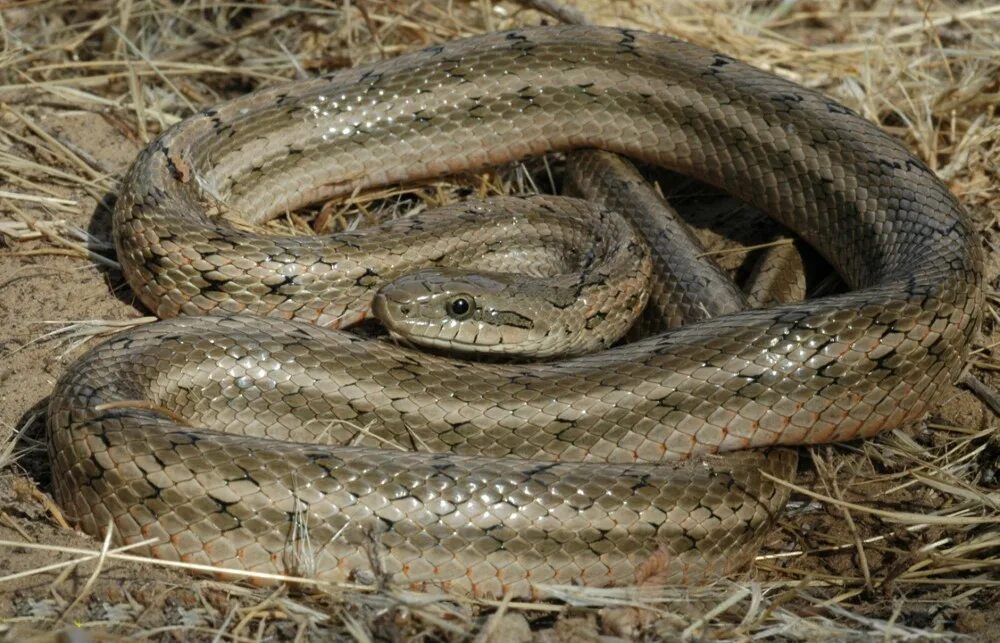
[{"xmin": 0, "ymin": 0, "xmax": 998, "ymax": 640}]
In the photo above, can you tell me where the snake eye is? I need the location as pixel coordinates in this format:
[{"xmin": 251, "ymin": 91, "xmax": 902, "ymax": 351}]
[{"xmin": 447, "ymin": 296, "xmax": 474, "ymax": 320}]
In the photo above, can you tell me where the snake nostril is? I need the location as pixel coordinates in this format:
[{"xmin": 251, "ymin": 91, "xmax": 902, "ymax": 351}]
[{"xmin": 400, "ymin": 306, "xmax": 410, "ymax": 315}]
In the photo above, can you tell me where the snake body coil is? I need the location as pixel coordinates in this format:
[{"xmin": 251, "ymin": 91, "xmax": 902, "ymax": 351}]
[{"xmin": 48, "ymin": 26, "xmax": 982, "ymax": 597}]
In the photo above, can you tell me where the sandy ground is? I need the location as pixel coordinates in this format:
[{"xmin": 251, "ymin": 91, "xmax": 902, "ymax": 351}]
[{"xmin": 0, "ymin": 1, "xmax": 998, "ymax": 640}]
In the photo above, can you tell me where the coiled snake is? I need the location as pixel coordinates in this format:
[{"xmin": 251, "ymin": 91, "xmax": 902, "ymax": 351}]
[{"xmin": 47, "ymin": 26, "xmax": 983, "ymax": 597}]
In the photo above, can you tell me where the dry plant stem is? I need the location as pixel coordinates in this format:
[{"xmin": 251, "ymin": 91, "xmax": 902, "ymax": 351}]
[
  {"xmin": 8, "ymin": 206, "xmax": 119, "ymax": 269},
  {"xmin": 959, "ymin": 372, "xmax": 1000, "ymax": 417},
  {"xmin": 0, "ymin": 537, "xmax": 158, "ymax": 584},
  {"xmin": 517, "ymin": 0, "xmax": 589, "ymax": 26},
  {"xmin": 12, "ymin": 478, "xmax": 71, "ymax": 530},
  {"xmin": 57, "ymin": 519, "xmax": 115, "ymax": 624},
  {"xmin": 0, "ymin": 538, "xmax": 366, "ymax": 590},
  {"xmin": 0, "ymin": 511, "xmax": 32, "ymax": 541}
]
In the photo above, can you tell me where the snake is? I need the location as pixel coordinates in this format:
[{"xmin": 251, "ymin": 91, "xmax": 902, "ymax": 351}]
[{"xmin": 47, "ymin": 25, "xmax": 983, "ymax": 598}]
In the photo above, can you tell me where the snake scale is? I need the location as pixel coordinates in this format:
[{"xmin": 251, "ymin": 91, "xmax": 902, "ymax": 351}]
[{"xmin": 47, "ymin": 26, "xmax": 982, "ymax": 597}]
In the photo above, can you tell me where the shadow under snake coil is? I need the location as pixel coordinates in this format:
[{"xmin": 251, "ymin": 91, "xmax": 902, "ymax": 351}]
[{"xmin": 47, "ymin": 26, "xmax": 983, "ymax": 597}]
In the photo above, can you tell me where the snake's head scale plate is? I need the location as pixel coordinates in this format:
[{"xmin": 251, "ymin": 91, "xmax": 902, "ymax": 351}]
[{"xmin": 373, "ymin": 267, "xmax": 555, "ymax": 358}]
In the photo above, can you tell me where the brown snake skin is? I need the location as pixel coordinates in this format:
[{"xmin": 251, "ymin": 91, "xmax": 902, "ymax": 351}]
[
  {"xmin": 48, "ymin": 26, "xmax": 983, "ymax": 597},
  {"xmin": 565, "ymin": 149, "xmax": 751, "ymax": 332}
]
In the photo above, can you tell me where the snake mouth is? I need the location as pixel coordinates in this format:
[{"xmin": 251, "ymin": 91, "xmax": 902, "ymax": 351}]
[
  {"xmin": 384, "ymin": 329, "xmax": 470, "ymax": 354},
  {"xmin": 381, "ymin": 321, "xmax": 503, "ymax": 356}
]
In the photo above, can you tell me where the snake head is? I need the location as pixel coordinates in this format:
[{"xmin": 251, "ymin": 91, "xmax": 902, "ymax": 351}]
[{"xmin": 372, "ymin": 267, "xmax": 569, "ymax": 358}]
